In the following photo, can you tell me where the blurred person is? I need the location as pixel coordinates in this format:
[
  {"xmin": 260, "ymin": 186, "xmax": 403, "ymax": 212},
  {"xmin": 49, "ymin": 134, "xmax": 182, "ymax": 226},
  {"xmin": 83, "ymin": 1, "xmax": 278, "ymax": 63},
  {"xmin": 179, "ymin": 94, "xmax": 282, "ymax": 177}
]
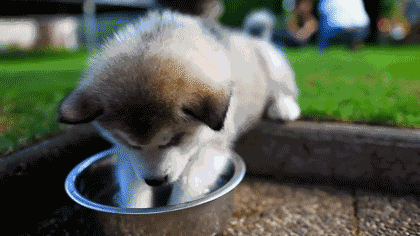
[
  {"xmin": 377, "ymin": 16, "xmax": 392, "ymax": 45},
  {"xmin": 272, "ymin": 0, "xmax": 318, "ymax": 48},
  {"xmin": 404, "ymin": 0, "xmax": 420, "ymax": 44},
  {"xmin": 377, "ymin": 0, "xmax": 419, "ymax": 45},
  {"xmin": 50, "ymin": 17, "xmax": 79, "ymax": 50},
  {"xmin": 405, "ymin": 0, "xmax": 420, "ymax": 27},
  {"xmin": 317, "ymin": 0, "xmax": 370, "ymax": 51},
  {"xmin": 390, "ymin": 22, "xmax": 408, "ymax": 41}
]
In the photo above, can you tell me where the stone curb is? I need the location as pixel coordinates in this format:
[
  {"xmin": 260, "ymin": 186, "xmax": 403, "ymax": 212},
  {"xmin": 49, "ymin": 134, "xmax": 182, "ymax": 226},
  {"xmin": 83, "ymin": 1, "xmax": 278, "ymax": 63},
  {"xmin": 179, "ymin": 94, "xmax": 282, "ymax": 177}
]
[
  {"xmin": 259, "ymin": 121, "xmax": 420, "ymax": 148},
  {"xmin": 235, "ymin": 121, "xmax": 420, "ymax": 196}
]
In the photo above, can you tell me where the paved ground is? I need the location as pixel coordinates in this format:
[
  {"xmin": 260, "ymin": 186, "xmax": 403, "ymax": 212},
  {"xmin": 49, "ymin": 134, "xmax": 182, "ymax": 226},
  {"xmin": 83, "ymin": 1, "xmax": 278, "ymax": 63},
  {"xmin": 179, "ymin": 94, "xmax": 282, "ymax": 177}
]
[
  {"xmin": 223, "ymin": 178, "xmax": 357, "ymax": 236},
  {"xmin": 356, "ymin": 190, "xmax": 420, "ymax": 235},
  {"xmin": 23, "ymin": 177, "xmax": 420, "ymax": 236},
  {"xmin": 220, "ymin": 177, "xmax": 420, "ymax": 236}
]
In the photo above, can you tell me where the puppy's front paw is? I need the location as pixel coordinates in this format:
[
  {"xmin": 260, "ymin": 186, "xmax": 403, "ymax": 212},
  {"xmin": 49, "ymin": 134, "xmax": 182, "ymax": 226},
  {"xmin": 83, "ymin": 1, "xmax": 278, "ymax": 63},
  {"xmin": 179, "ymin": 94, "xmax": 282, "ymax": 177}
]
[
  {"xmin": 168, "ymin": 148, "xmax": 231, "ymax": 205},
  {"xmin": 267, "ymin": 96, "xmax": 301, "ymax": 121}
]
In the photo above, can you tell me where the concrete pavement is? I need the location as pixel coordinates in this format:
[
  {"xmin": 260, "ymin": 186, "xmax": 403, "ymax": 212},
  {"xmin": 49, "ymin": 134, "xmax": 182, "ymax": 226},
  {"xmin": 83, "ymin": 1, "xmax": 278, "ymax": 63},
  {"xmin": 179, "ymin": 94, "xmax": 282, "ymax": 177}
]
[
  {"xmin": 221, "ymin": 178, "xmax": 420, "ymax": 236},
  {"xmin": 25, "ymin": 177, "xmax": 420, "ymax": 235}
]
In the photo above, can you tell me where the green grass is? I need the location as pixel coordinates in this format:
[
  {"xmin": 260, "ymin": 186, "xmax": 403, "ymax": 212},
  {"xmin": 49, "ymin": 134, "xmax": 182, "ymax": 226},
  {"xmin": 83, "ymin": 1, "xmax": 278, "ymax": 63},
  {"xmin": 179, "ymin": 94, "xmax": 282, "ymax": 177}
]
[
  {"xmin": 283, "ymin": 45, "xmax": 420, "ymax": 128},
  {"xmin": 0, "ymin": 49, "xmax": 89, "ymax": 155},
  {"xmin": 1, "ymin": 45, "xmax": 420, "ymax": 155}
]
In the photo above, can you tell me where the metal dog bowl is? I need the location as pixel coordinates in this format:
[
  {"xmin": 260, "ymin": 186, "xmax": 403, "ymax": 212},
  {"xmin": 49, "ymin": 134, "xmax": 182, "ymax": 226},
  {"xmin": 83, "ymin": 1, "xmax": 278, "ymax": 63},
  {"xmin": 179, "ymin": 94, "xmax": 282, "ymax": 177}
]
[{"xmin": 65, "ymin": 148, "xmax": 245, "ymax": 236}]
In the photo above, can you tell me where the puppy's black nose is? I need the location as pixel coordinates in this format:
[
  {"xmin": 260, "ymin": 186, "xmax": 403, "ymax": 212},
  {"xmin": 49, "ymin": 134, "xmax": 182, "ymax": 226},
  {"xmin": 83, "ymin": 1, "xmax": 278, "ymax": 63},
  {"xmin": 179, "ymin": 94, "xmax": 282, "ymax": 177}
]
[{"xmin": 144, "ymin": 175, "xmax": 169, "ymax": 187}]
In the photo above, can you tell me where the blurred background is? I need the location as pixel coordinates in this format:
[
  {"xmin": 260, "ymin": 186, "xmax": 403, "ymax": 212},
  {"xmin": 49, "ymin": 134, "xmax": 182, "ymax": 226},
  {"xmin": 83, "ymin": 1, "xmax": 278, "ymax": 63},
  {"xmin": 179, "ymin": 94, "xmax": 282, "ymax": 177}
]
[
  {"xmin": 0, "ymin": 0, "xmax": 419, "ymax": 155},
  {"xmin": 1, "ymin": 0, "xmax": 418, "ymax": 50}
]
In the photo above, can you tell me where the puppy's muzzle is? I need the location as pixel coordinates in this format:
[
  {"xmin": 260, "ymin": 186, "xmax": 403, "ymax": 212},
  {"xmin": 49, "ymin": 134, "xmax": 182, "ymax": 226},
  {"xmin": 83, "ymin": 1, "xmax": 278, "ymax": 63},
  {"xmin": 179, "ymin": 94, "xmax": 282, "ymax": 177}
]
[{"xmin": 144, "ymin": 175, "xmax": 169, "ymax": 187}]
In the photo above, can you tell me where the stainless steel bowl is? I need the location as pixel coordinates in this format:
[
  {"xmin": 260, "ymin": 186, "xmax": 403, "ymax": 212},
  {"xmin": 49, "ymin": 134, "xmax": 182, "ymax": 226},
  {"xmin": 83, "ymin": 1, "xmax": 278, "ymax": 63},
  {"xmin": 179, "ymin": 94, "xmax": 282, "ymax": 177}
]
[{"xmin": 65, "ymin": 148, "xmax": 245, "ymax": 236}]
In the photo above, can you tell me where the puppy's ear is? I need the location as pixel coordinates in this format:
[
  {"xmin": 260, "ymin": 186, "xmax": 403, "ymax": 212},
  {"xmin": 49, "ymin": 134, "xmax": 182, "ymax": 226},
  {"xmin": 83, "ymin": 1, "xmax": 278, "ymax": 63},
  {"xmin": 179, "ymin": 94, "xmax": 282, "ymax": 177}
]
[
  {"xmin": 182, "ymin": 95, "xmax": 230, "ymax": 131},
  {"xmin": 58, "ymin": 89, "xmax": 103, "ymax": 124}
]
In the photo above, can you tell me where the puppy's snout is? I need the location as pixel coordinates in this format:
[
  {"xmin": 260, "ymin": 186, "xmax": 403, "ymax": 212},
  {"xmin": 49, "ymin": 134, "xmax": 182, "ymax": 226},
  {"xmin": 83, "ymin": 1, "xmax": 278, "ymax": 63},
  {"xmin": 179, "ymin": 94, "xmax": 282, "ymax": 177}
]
[{"xmin": 144, "ymin": 175, "xmax": 169, "ymax": 187}]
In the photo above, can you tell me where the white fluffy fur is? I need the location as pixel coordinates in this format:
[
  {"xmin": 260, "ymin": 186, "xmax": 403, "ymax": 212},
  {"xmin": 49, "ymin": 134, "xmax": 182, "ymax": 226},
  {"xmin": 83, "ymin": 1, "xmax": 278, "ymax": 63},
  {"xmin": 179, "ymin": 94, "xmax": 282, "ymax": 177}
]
[{"xmin": 72, "ymin": 10, "xmax": 300, "ymax": 206}]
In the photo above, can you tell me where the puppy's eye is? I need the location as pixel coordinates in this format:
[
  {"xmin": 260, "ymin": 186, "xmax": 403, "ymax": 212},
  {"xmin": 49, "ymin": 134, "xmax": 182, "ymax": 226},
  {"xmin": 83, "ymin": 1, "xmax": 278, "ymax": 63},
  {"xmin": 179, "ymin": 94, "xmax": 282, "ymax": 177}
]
[{"xmin": 158, "ymin": 132, "xmax": 186, "ymax": 149}]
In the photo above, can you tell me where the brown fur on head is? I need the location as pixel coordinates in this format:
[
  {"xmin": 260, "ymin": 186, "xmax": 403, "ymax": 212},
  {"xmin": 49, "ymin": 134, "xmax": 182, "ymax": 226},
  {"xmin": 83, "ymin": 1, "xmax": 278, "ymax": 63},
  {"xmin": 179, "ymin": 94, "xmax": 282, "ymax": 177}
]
[{"xmin": 58, "ymin": 11, "xmax": 231, "ymax": 145}]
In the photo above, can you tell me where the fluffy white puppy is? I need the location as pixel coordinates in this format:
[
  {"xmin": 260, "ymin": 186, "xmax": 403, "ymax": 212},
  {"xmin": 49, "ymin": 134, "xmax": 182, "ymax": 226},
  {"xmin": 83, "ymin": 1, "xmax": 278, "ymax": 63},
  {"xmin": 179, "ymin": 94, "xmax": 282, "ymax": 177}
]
[{"xmin": 58, "ymin": 9, "xmax": 300, "ymax": 206}]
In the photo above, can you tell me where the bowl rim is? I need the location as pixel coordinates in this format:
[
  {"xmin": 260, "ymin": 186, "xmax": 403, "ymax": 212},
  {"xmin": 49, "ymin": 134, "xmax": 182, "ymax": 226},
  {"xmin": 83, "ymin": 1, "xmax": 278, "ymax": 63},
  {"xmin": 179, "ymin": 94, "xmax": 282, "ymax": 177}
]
[{"xmin": 65, "ymin": 148, "xmax": 246, "ymax": 215}]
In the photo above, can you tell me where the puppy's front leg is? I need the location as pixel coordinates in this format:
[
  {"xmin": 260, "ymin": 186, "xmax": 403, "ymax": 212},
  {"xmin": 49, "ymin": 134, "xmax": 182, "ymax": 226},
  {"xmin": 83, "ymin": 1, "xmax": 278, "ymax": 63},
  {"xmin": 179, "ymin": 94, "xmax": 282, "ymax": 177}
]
[{"xmin": 168, "ymin": 146, "xmax": 231, "ymax": 205}]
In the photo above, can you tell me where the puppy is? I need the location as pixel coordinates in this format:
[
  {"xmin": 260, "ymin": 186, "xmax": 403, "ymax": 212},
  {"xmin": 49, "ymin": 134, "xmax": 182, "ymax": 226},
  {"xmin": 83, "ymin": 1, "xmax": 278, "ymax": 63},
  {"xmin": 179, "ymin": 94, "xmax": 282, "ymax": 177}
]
[
  {"xmin": 58, "ymin": 10, "xmax": 299, "ymax": 205},
  {"xmin": 173, "ymin": 0, "xmax": 301, "ymax": 122}
]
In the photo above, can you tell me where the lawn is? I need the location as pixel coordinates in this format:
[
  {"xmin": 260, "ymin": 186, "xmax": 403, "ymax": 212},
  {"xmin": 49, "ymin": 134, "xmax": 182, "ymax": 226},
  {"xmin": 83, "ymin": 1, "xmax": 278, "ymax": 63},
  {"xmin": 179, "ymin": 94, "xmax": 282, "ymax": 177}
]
[
  {"xmin": 0, "ymin": 49, "xmax": 89, "ymax": 155},
  {"xmin": 1, "ymin": 45, "xmax": 420, "ymax": 155},
  {"xmin": 284, "ymin": 45, "xmax": 420, "ymax": 128}
]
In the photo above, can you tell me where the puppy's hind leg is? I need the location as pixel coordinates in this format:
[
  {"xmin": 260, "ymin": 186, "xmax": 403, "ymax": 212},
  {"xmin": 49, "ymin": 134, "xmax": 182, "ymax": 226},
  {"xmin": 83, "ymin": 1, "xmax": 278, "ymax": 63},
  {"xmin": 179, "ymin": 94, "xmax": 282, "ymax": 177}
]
[
  {"xmin": 266, "ymin": 95, "xmax": 301, "ymax": 121},
  {"xmin": 255, "ymin": 41, "xmax": 301, "ymax": 121}
]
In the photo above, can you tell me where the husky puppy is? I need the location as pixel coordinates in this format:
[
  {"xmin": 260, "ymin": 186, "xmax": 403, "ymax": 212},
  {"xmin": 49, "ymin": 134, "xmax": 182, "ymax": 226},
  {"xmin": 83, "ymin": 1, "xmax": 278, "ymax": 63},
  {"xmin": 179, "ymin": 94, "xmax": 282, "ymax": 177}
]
[
  {"xmin": 170, "ymin": 0, "xmax": 301, "ymax": 122},
  {"xmin": 58, "ymin": 10, "xmax": 299, "ymax": 193}
]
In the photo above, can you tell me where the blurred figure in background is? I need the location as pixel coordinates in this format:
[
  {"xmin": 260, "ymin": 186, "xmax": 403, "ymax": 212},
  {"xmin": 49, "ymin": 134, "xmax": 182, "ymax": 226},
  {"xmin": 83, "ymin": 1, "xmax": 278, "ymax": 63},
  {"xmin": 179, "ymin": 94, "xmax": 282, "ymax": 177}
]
[
  {"xmin": 272, "ymin": 0, "xmax": 318, "ymax": 48},
  {"xmin": 390, "ymin": 22, "xmax": 408, "ymax": 42},
  {"xmin": 317, "ymin": 0, "xmax": 370, "ymax": 51},
  {"xmin": 377, "ymin": 15, "xmax": 392, "ymax": 45},
  {"xmin": 404, "ymin": 0, "xmax": 420, "ymax": 44},
  {"xmin": 243, "ymin": 8, "xmax": 276, "ymax": 41},
  {"xmin": 376, "ymin": 0, "xmax": 420, "ymax": 45},
  {"xmin": 405, "ymin": 0, "xmax": 420, "ymax": 27}
]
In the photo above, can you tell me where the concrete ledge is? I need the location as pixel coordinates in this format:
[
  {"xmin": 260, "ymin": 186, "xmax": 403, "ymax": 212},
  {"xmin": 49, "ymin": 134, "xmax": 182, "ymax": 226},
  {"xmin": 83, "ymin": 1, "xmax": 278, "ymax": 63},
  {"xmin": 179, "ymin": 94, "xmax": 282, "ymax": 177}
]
[
  {"xmin": 235, "ymin": 121, "xmax": 420, "ymax": 196},
  {"xmin": 0, "ymin": 123, "xmax": 111, "ymax": 235},
  {"xmin": 258, "ymin": 121, "xmax": 420, "ymax": 147}
]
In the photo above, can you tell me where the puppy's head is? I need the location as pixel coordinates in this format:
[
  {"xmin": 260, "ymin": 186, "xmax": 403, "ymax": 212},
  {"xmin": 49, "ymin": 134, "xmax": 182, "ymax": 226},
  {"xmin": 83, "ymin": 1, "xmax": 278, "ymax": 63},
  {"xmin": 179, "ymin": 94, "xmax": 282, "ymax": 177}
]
[{"xmin": 58, "ymin": 11, "xmax": 231, "ymax": 183}]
